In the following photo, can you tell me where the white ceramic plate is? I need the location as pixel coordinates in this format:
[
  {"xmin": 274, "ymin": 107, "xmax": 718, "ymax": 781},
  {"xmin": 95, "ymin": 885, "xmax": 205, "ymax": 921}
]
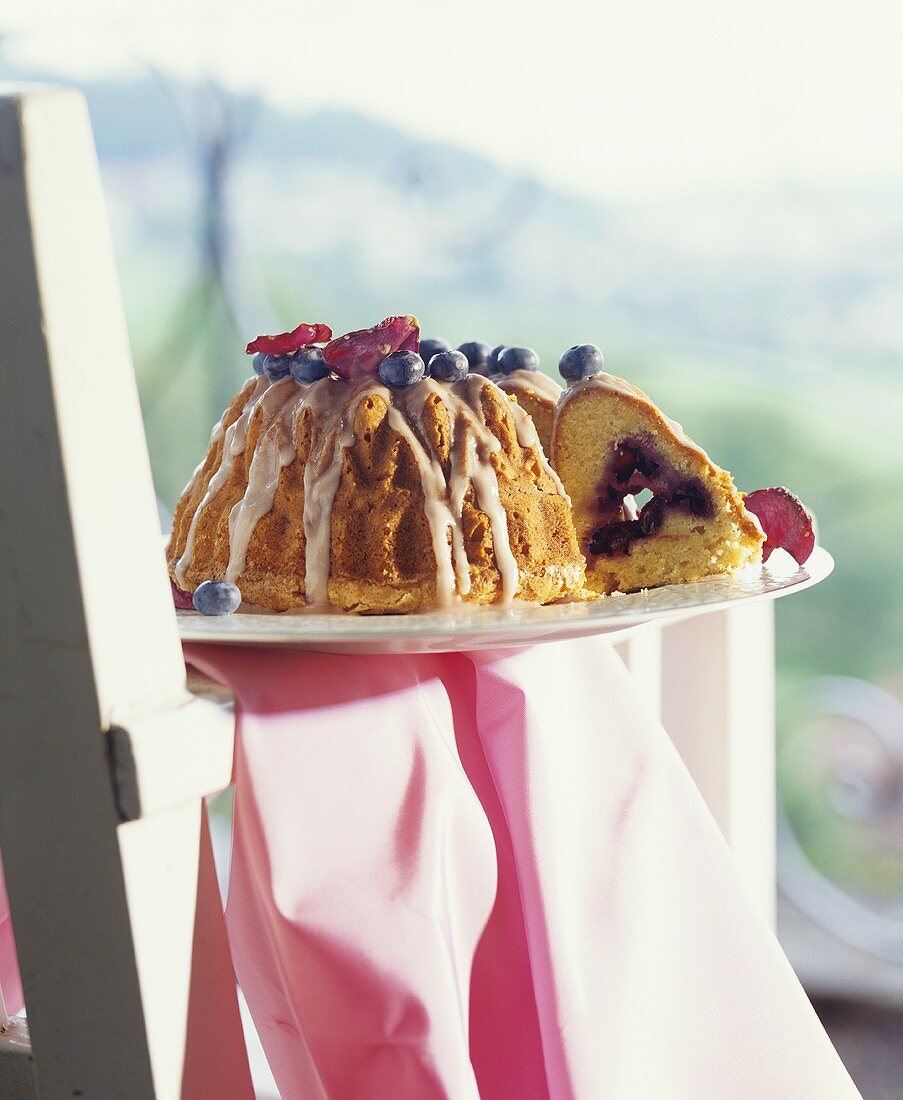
[{"xmin": 176, "ymin": 547, "xmax": 833, "ymax": 654}]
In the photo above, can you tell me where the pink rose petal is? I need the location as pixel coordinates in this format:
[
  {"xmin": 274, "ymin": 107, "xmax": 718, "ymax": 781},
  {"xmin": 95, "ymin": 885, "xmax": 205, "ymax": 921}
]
[
  {"xmin": 323, "ymin": 315, "xmax": 420, "ymax": 380},
  {"xmin": 170, "ymin": 579, "xmax": 195, "ymax": 610},
  {"xmin": 246, "ymin": 322, "xmax": 333, "ymax": 356},
  {"xmin": 744, "ymin": 487, "xmax": 816, "ymax": 565}
]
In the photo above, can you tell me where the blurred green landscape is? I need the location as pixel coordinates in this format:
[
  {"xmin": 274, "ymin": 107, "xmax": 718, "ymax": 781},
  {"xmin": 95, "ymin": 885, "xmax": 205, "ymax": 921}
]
[{"xmin": 7, "ymin": 61, "xmax": 900, "ymax": 894}]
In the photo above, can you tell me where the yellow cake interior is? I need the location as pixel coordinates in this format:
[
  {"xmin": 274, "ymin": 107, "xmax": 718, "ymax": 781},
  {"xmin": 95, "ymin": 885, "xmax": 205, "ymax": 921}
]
[{"xmin": 550, "ymin": 374, "xmax": 763, "ymax": 595}]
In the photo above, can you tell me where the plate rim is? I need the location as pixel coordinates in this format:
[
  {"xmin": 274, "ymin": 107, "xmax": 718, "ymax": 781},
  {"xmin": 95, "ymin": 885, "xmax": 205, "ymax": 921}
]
[{"xmin": 176, "ymin": 547, "xmax": 834, "ymax": 651}]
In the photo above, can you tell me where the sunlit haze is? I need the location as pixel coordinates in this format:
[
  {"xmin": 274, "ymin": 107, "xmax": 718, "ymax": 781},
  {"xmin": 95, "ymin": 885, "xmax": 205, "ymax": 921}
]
[{"xmin": 6, "ymin": 0, "xmax": 903, "ymax": 202}]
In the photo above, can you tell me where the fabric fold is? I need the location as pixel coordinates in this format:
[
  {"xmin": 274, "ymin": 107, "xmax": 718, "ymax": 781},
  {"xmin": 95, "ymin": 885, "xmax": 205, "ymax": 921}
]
[
  {"xmin": 462, "ymin": 638, "xmax": 859, "ymax": 1099},
  {"xmin": 187, "ymin": 646, "xmax": 497, "ymax": 1100},
  {"xmin": 0, "ymin": 638, "xmax": 859, "ymax": 1099},
  {"xmin": 0, "ymin": 853, "xmax": 23, "ymax": 1018},
  {"xmin": 186, "ymin": 637, "xmax": 859, "ymax": 1100}
]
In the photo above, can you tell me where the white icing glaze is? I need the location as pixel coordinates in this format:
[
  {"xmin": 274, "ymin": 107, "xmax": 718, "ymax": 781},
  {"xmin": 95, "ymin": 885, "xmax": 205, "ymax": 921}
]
[
  {"xmin": 463, "ymin": 426, "xmax": 520, "ymax": 602},
  {"xmin": 495, "ymin": 368, "xmax": 563, "ymax": 404},
  {"xmin": 388, "ymin": 382, "xmax": 465, "ymax": 606},
  {"xmin": 225, "ymin": 379, "xmax": 302, "ymax": 581},
  {"xmin": 177, "ymin": 369, "xmax": 569, "ymax": 608},
  {"xmin": 301, "ymin": 377, "xmax": 378, "ymax": 606},
  {"xmin": 303, "ymin": 374, "xmax": 523, "ymax": 607},
  {"xmin": 174, "ymin": 374, "xmax": 271, "ymax": 586},
  {"xmin": 502, "ymin": 393, "xmax": 571, "ymax": 504},
  {"xmin": 420, "ymin": 374, "xmax": 520, "ymax": 603},
  {"xmin": 487, "ymin": 373, "xmax": 570, "ymax": 501}
]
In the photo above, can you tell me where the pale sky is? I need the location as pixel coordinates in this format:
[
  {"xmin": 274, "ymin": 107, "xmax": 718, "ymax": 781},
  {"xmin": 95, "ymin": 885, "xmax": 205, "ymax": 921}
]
[{"xmin": 5, "ymin": 0, "xmax": 903, "ymax": 202}]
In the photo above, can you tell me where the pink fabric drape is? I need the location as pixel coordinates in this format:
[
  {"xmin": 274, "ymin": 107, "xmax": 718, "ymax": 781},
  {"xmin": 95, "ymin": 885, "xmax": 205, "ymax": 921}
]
[
  {"xmin": 186, "ymin": 638, "xmax": 860, "ymax": 1100},
  {"xmin": 0, "ymin": 852, "xmax": 23, "ymax": 1017}
]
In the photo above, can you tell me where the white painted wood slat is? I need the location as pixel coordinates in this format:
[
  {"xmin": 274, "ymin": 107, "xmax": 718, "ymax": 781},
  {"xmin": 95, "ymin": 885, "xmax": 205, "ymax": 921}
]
[
  {"xmin": 617, "ymin": 606, "xmax": 778, "ymax": 926},
  {"xmin": 660, "ymin": 603, "xmax": 777, "ymax": 924},
  {"xmin": 0, "ymin": 88, "xmax": 251, "ymax": 1098}
]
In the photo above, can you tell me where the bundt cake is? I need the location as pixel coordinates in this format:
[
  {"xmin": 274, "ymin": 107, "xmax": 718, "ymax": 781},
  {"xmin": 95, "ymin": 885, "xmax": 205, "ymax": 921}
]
[
  {"xmin": 550, "ymin": 358, "xmax": 764, "ymax": 595},
  {"xmin": 168, "ymin": 317, "xmax": 585, "ymax": 613},
  {"xmin": 169, "ymin": 324, "xmax": 816, "ymax": 615},
  {"xmin": 494, "ymin": 370, "xmax": 562, "ymax": 456}
]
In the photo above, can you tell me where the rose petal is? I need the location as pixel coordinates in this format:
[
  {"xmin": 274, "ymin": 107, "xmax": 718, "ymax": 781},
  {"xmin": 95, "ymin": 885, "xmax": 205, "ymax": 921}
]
[
  {"xmin": 170, "ymin": 579, "xmax": 195, "ymax": 610},
  {"xmin": 323, "ymin": 315, "xmax": 420, "ymax": 380},
  {"xmin": 246, "ymin": 322, "xmax": 333, "ymax": 356},
  {"xmin": 744, "ymin": 486, "xmax": 816, "ymax": 565}
]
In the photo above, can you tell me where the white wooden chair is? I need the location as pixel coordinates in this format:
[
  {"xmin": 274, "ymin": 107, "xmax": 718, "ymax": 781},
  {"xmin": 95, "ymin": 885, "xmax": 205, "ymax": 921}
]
[
  {"xmin": 0, "ymin": 87, "xmax": 255, "ymax": 1099},
  {"xmin": 0, "ymin": 87, "xmax": 776, "ymax": 1098}
]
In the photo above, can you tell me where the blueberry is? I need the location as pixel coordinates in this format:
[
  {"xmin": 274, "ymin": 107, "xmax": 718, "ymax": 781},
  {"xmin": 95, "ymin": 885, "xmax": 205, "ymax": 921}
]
[
  {"xmin": 192, "ymin": 579, "xmax": 242, "ymax": 616},
  {"xmin": 558, "ymin": 343, "xmax": 605, "ymax": 382},
  {"xmin": 419, "ymin": 338, "xmax": 451, "ymax": 366},
  {"xmin": 497, "ymin": 346, "xmax": 540, "ymax": 374},
  {"xmin": 379, "ymin": 350, "xmax": 426, "ymax": 388},
  {"xmin": 251, "ymin": 353, "xmax": 267, "ymax": 376},
  {"xmin": 429, "ymin": 349, "xmax": 469, "ymax": 382},
  {"xmin": 487, "ymin": 344, "xmax": 506, "ymax": 373},
  {"xmin": 457, "ymin": 341, "xmax": 492, "ymax": 374},
  {"xmin": 289, "ymin": 346, "xmax": 329, "ymax": 383},
  {"xmin": 264, "ymin": 354, "xmax": 291, "ymax": 381}
]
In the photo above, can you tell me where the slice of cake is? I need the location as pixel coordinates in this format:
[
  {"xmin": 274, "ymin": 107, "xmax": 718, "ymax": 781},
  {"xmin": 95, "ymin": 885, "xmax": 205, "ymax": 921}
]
[{"xmin": 550, "ymin": 344, "xmax": 764, "ymax": 594}]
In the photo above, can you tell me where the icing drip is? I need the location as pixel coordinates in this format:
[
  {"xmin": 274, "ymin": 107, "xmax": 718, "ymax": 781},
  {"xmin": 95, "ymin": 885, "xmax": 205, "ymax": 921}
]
[
  {"xmin": 305, "ymin": 376, "xmax": 525, "ymax": 607},
  {"xmin": 457, "ymin": 399, "xmax": 521, "ymax": 602},
  {"xmin": 503, "ymin": 395, "xmax": 571, "ymax": 504},
  {"xmin": 397, "ymin": 375, "xmax": 520, "ymax": 605},
  {"xmin": 301, "ymin": 374, "xmax": 529, "ymax": 608},
  {"xmin": 384, "ymin": 396, "xmax": 460, "ymax": 607},
  {"xmin": 301, "ymin": 378, "xmax": 378, "ymax": 607},
  {"xmin": 174, "ymin": 375, "xmax": 270, "ymax": 586},
  {"xmin": 489, "ymin": 372, "xmax": 570, "ymax": 501},
  {"xmin": 225, "ymin": 380, "xmax": 302, "ymax": 581},
  {"xmin": 558, "ymin": 371, "xmax": 644, "ymax": 406},
  {"xmin": 495, "ymin": 368, "xmax": 564, "ymax": 404},
  {"xmin": 179, "ymin": 370, "xmax": 569, "ymax": 608},
  {"xmin": 446, "ymin": 434, "xmax": 474, "ymax": 598},
  {"xmin": 302, "ymin": 434, "xmax": 345, "ymax": 606}
]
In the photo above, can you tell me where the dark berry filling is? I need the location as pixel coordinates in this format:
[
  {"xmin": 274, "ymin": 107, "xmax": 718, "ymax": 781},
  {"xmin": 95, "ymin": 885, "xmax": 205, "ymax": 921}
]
[{"xmin": 586, "ymin": 439, "xmax": 712, "ymax": 558}]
